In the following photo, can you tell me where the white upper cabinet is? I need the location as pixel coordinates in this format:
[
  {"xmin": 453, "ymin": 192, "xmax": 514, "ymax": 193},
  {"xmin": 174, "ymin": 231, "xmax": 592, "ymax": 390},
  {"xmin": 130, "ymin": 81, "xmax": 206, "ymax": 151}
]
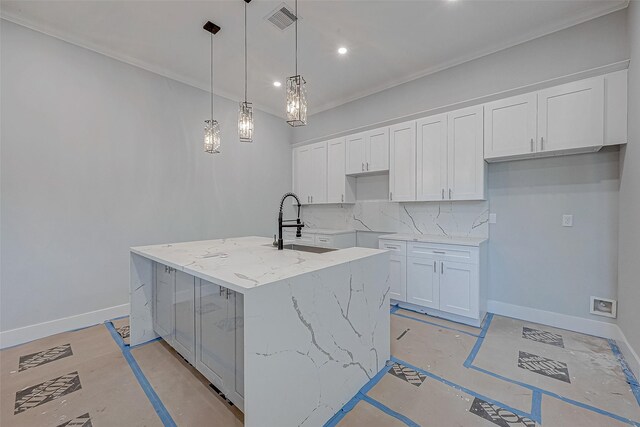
[
  {"xmin": 484, "ymin": 72, "xmax": 626, "ymax": 162},
  {"xmin": 309, "ymin": 141, "xmax": 327, "ymax": 204},
  {"xmin": 345, "ymin": 133, "xmax": 366, "ymax": 174},
  {"xmin": 327, "ymin": 137, "xmax": 356, "ymax": 204},
  {"xmin": 484, "ymin": 93, "xmax": 537, "ymax": 161},
  {"xmin": 417, "ymin": 114, "xmax": 448, "ymax": 201},
  {"xmin": 537, "ymin": 76, "xmax": 604, "ymax": 154},
  {"xmin": 346, "ymin": 127, "xmax": 389, "ymax": 175},
  {"xmin": 367, "ymin": 127, "xmax": 390, "ymax": 172},
  {"xmin": 293, "ymin": 141, "xmax": 326, "ymax": 205},
  {"xmin": 447, "ymin": 106, "xmax": 486, "ymax": 201},
  {"xmin": 389, "ymin": 121, "xmax": 416, "ymax": 202}
]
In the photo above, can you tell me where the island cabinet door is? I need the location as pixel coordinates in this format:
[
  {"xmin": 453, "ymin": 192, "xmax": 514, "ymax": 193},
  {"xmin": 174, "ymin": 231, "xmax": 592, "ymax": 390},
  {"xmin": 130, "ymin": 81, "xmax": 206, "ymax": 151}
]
[
  {"xmin": 196, "ymin": 280, "xmax": 234, "ymax": 389},
  {"xmin": 406, "ymin": 256, "xmax": 439, "ymax": 309},
  {"xmin": 232, "ymin": 291, "xmax": 245, "ymax": 405},
  {"xmin": 173, "ymin": 271, "xmax": 195, "ymax": 364},
  {"xmin": 153, "ymin": 263, "xmax": 175, "ymax": 344}
]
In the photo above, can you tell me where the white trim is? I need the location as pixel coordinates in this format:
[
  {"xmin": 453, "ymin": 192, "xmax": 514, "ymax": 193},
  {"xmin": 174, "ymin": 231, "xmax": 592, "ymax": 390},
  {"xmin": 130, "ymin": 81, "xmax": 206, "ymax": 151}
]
[
  {"xmin": 0, "ymin": 303, "xmax": 130, "ymax": 349},
  {"xmin": 293, "ymin": 60, "xmax": 630, "ymax": 148},
  {"xmin": 615, "ymin": 325, "xmax": 640, "ymax": 381},
  {"xmin": 487, "ymin": 300, "xmax": 621, "ymax": 340}
]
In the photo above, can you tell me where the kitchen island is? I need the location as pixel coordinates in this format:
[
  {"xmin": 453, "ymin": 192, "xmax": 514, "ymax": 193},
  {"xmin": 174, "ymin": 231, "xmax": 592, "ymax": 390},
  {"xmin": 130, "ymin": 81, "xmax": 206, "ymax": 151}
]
[{"xmin": 129, "ymin": 236, "xmax": 390, "ymax": 427}]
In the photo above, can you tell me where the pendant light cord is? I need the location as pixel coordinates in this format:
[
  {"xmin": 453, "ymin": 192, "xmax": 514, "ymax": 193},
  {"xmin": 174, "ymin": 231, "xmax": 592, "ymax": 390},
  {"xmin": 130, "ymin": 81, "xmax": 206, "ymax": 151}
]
[
  {"xmin": 210, "ymin": 32, "xmax": 214, "ymax": 121},
  {"xmin": 244, "ymin": 1, "xmax": 248, "ymax": 102},
  {"xmin": 295, "ymin": 0, "xmax": 298, "ymax": 76}
]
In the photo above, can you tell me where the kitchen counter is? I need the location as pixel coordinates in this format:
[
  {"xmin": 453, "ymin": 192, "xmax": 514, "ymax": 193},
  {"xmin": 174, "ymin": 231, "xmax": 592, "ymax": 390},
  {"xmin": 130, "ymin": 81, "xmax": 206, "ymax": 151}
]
[
  {"xmin": 130, "ymin": 236, "xmax": 390, "ymax": 427},
  {"xmin": 380, "ymin": 233, "xmax": 488, "ymax": 247},
  {"xmin": 131, "ymin": 236, "xmax": 378, "ymax": 294}
]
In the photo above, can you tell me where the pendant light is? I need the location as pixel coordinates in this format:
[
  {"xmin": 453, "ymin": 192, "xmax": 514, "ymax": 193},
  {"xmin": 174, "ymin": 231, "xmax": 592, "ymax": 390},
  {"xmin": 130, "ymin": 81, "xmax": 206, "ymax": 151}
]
[
  {"xmin": 238, "ymin": 0, "xmax": 254, "ymax": 142},
  {"xmin": 286, "ymin": 0, "xmax": 307, "ymax": 127},
  {"xmin": 203, "ymin": 21, "xmax": 221, "ymax": 154}
]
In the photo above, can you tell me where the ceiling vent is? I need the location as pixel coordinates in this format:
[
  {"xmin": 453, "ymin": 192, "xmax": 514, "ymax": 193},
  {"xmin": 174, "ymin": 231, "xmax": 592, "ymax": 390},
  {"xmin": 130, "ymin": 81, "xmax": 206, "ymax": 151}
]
[{"xmin": 265, "ymin": 3, "xmax": 298, "ymax": 31}]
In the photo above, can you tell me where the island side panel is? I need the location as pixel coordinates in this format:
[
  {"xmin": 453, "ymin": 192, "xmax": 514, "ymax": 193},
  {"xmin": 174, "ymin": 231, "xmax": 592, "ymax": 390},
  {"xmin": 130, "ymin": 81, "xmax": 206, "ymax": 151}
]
[
  {"xmin": 243, "ymin": 251, "xmax": 390, "ymax": 427},
  {"xmin": 130, "ymin": 252, "xmax": 158, "ymax": 346}
]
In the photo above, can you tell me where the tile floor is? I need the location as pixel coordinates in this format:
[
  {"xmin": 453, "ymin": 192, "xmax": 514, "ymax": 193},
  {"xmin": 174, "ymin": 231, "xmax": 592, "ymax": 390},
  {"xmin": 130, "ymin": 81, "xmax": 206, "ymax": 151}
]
[{"xmin": 1, "ymin": 307, "xmax": 639, "ymax": 426}]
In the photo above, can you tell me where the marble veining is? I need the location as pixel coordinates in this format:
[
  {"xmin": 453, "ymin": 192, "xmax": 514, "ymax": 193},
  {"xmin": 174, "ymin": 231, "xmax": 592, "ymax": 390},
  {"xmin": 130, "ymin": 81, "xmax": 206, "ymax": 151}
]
[{"xmin": 301, "ymin": 200, "xmax": 489, "ymax": 238}]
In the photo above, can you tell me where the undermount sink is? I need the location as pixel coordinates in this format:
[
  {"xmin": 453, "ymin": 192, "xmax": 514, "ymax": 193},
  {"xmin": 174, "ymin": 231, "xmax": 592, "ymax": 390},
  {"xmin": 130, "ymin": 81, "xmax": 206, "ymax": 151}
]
[{"xmin": 282, "ymin": 244, "xmax": 337, "ymax": 254}]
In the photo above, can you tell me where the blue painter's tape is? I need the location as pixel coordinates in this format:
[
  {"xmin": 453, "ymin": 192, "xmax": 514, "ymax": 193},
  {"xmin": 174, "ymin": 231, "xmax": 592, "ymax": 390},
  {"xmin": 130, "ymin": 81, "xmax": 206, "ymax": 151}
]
[
  {"xmin": 463, "ymin": 313, "xmax": 493, "ymax": 368},
  {"xmin": 361, "ymin": 394, "xmax": 421, "ymax": 427},
  {"xmin": 390, "ymin": 305, "xmax": 400, "ymax": 314},
  {"xmin": 609, "ymin": 339, "xmax": 640, "ymax": 406},
  {"xmin": 469, "ymin": 355, "xmax": 640, "ymax": 426},
  {"xmin": 128, "ymin": 337, "xmax": 162, "ymax": 350},
  {"xmin": 530, "ymin": 390, "xmax": 542, "ymax": 424},
  {"xmin": 323, "ymin": 364, "xmax": 392, "ymax": 427},
  {"xmin": 105, "ymin": 322, "xmax": 177, "ymax": 427},
  {"xmin": 392, "ymin": 356, "xmax": 534, "ymax": 421},
  {"xmin": 392, "ymin": 312, "xmax": 480, "ymax": 337}
]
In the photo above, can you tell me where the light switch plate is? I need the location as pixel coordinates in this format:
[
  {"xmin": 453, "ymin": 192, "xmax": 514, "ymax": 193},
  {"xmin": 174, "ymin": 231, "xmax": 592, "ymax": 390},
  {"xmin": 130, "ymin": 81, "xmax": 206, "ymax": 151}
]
[
  {"xmin": 489, "ymin": 213, "xmax": 497, "ymax": 224},
  {"xmin": 562, "ymin": 214, "xmax": 573, "ymax": 227}
]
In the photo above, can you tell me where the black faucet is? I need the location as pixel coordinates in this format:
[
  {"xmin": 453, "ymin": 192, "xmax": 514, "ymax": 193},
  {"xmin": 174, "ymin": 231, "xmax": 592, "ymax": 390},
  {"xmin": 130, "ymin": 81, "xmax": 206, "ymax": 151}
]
[{"xmin": 277, "ymin": 192, "xmax": 305, "ymax": 250}]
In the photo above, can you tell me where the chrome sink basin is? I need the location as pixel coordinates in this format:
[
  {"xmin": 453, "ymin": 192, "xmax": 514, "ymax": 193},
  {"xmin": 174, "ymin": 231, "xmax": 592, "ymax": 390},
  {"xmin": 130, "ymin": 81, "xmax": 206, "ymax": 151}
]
[{"xmin": 282, "ymin": 244, "xmax": 337, "ymax": 254}]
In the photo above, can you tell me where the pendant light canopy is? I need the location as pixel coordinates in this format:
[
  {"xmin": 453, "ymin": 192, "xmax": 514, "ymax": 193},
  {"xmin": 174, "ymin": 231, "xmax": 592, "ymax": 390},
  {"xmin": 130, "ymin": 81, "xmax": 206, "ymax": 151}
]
[
  {"xmin": 286, "ymin": 0, "xmax": 307, "ymax": 127},
  {"xmin": 203, "ymin": 21, "xmax": 221, "ymax": 154},
  {"xmin": 238, "ymin": 0, "xmax": 254, "ymax": 143}
]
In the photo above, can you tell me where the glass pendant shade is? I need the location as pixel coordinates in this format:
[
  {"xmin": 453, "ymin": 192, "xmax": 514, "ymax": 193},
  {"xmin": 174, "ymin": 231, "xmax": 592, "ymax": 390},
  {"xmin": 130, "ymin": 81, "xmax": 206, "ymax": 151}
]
[
  {"xmin": 286, "ymin": 75, "xmax": 307, "ymax": 127},
  {"xmin": 238, "ymin": 101, "xmax": 253, "ymax": 143},
  {"xmin": 204, "ymin": 119, "xmax": 221, "ymax": 154}
]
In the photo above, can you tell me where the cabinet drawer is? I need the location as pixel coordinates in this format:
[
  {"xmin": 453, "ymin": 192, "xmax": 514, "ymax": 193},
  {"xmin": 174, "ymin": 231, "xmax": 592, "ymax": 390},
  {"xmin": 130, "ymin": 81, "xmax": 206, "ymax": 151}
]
[
  {"xmin": 283, "ymin": 231, "xmax": 314, "ymax": 245},
  {"xmin": 408, "ymin": 242, "xmax": 476, "ymax": 262},
  {"xmin": 379, "ymin": 240, "xmax": 407, "ymax": 256}
]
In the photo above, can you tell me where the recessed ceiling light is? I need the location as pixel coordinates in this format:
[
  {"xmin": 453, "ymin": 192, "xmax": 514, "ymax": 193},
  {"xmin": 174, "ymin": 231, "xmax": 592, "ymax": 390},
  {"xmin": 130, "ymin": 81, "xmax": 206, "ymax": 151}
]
[
  {"xmin": 337, "ymin": 47, "xmax": 348, "ymax": 55},
  {"xmin": 273, "ymin": 81, "xmax": 282, "ymax": 87}
]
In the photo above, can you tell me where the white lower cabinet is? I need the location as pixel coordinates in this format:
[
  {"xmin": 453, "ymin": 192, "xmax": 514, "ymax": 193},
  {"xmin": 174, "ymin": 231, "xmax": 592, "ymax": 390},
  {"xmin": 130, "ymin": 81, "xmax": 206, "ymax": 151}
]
[
  {"xmin": 173, "ymin": 270, "xmax": 195, "ymax": 364},
  {"xmin": 380, "ymin": 238, "xmax": 486, "ymax": 326},
  {"xmin": 407, "ymin": 256, "xmax": 439, "ymax": 309},
  {"xmin": 284, "ymin": 230, "xmax": 356, "ymax": 249},
  {"xmin": 152, "ymin": 263, "xmax": 244, "ymax": 410},
  {"xmin": 196, "ymin": 279, "xmax": 244, "ymax": 409}
]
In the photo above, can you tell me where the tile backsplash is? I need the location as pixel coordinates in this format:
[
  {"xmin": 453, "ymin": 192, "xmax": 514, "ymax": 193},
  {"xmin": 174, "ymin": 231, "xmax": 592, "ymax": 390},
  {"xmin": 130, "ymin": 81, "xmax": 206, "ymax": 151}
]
[{"xmin": 301, "ymin": 200, "xmax": 489, "ymax": 238}]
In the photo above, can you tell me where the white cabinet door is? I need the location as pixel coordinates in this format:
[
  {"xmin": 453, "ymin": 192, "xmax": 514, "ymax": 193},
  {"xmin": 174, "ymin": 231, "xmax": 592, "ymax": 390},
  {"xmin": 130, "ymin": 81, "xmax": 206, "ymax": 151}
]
[
  {"xmin": 309, "ymin": 141, "xmax": 327, "ymax": 204},
  {"xmin": 327, "ymin": 138, "xmax": 349, "ymax": 203},
  {"xmin": 389, "ymin": 121, "xmax": 416, "ymax": 201},
  {"xmin": 196, "ymin": 280, "xmax": 233, "ymax": 387},
  {"xmin": 153, "ymin": 263, "xmax": 174, "ymax": 343},
  {"xmin": 234, "ymin": 292, "xmax": 244, "ymax": 399},
  {"xmin": 389, "ymin": 254, "xmax": 407, "ymax": 302},
  {"xmin": 174, "ymin": 270, "xmax": 195, "ymax": 364},
  {"xmin": 484, "ymin": 93, "xmax": 537, "ymax": 160},
  {"xmin": 407, "ymin": 256, "xmax": 439, "ymax": 309},
  {"xmin": 447, "ymin": 106, "xmax": 485, "ymax": 201},
  {"xmin": 439, "ymin": 261, "xmax": 478, "ymax": 318},
  {"xmin": 346, "ymin": 133, "xmax": 366, "ymax": 175},
  {"xmin": 366, "ymin": 127, "xmax": 389, "ymax": 172},
  {"xmin": 416, "ymin": 114, "xmax": 447, "ymax": 201},
  {"xmin": 293, "ymin": 146, "xmax": 312, "ymax": 204},
  {"xmin": 537, "ymin": 76, "xmax": 604, "ymax": 153}
]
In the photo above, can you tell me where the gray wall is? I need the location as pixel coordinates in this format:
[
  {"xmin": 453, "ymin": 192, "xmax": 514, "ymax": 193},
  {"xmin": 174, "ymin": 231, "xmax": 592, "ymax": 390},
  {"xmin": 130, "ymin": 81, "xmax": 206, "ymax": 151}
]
[
  {"xmin": 0, "ymin": 21, "xmax": 293, "ymax": 332},
  {"xmin": 618, "ymin": 1, "xmax": 640, "ymax": 352},
  {"xmin": 292, "ymin": 9, "xmax": 629, "ymax": 144},
  {"xmin": 487, "ymin": 149, "xmax": 620, "ymax": 321},
  {"xmin": 292, "ymin": 9, "xmax": 629, "ymax": 321}
]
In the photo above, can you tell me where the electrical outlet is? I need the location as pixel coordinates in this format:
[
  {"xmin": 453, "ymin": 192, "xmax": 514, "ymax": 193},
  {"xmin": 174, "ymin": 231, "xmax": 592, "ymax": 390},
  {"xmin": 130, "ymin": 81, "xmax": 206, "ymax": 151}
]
[
  {"xmin": 562, "ymin": 214, "xmax": 573, "ymax": 227},
  {"xmin": 489, "ymin": 213, "xmax": 497, "ymax": 224}
]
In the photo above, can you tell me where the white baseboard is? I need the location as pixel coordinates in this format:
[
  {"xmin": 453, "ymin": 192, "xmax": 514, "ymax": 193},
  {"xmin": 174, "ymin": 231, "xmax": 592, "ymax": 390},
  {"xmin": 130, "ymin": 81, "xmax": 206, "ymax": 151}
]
[
  {"xmin": 615, "ymin": 325, "xmax": 640, "ymax": 381},
  {"xmin": 487, "ymin": 300, "xmax": 622, "ymax": 340},
  {"xmin": 0, "ymin": 303, "xmax": 130, "ymax": 349}
]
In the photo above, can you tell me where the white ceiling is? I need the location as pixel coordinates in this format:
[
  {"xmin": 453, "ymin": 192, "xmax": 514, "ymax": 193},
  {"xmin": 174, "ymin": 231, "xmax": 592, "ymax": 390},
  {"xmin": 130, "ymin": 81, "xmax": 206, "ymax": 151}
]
[{"xmin": 1, "ymin": 0, "xmax": 628, "ymax": 118}]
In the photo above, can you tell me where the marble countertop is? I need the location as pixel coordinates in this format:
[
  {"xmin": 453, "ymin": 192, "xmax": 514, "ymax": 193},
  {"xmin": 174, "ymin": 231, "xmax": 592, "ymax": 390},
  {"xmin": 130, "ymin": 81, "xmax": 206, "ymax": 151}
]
[
  {"xmin": 379, "ymin": 233, "xmax": 488, "ymax": 247},
  {"xmin": 131, "ymin": 236, "xmax": 385, "ymax": 293}
]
